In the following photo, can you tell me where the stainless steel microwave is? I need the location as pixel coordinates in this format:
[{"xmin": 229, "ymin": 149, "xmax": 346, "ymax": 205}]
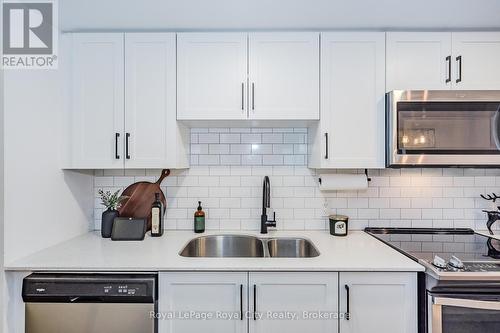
[{"xmin": 386, "ymin": 90, "xmax": 500, "ymax": 167}]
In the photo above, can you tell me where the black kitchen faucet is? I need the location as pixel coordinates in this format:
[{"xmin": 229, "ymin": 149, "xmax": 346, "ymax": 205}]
[{"xmin": 261, "ymin": 176, "xmax": 276, "ymax": 234}]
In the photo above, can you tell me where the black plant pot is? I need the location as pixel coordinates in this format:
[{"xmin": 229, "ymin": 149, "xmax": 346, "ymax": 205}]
[{"xmin": 101, "ymin": 208, "xmax": 119, "ymax": 238}]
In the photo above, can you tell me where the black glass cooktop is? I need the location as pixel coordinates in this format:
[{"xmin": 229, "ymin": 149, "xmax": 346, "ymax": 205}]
[{"xmin": 365, "ymin": 228, "xmax": 500, "ymax": 262}]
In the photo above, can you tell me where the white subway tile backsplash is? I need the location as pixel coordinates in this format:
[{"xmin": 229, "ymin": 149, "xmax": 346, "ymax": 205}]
[
  {"xmin": 241, "ymin": 133, "xmax": 262, "ymax": 144},
  {"xmin": 262, "ymin": 133, "xmax": 283, "ymax": 144},
  {"xmin": 198, "ymin": 133, "xmax": 219, "ymax": 144},
  {"xmin": 92, "ymin": 127, "xmax": 499, "ymax": 232}
]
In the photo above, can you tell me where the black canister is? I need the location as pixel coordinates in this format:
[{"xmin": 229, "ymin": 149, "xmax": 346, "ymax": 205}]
[{"xmin": 329, "ymin": 214, "xmax": 349, "ymax": 236}]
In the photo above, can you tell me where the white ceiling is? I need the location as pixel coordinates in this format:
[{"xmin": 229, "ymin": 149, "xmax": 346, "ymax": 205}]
[{"xmin": 60, "ymin": 0, "xmax": 500, "ymax": 31}]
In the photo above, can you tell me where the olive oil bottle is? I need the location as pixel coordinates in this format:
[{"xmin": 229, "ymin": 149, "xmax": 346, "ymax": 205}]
[{"xmin": 151, "ymin": 193, "xmax": 164, "ymax": 237}]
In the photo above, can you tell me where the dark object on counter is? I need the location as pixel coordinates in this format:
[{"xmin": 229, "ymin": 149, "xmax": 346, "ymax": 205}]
[
  {"xmin": 101, "ymin": 208, "xmax": 119, "ymax": 238},
  {"xmin": 118, "ymin": 169, "xmax": 169, "ymax": 231},
  {"xmin": 329, "ymin": 214, "xmax": 349, "ymax": 236},
  {"xmin": 194, "ymin": 201, "xmax": 205, "ymax": 233},
  {"xmin": 111, "ymin": 217, "xmax": 146, "ymax": 241},
  {"xmin": 151, "ymin": 193, "xmax": 164, "ymax": 237}
]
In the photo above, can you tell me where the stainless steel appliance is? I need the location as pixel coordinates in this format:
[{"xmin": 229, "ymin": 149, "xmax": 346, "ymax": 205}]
[
  {"xmin": 386, "ymin": 90, "xmax": 500, "ymax": 167},
  {"xmin": 366, "ymin": 228, "xmax": 500, "ymax": 333},
  {"xmin": 22, "ymin": 273, "xmax": 157, "ymax": 333}
]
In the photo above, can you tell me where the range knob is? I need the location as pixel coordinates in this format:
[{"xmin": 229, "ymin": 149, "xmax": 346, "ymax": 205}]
[
  {"xmin": 448, "ymin": 255, "xmax": 464, "ymax": 269},
  {"xmin": 432, "ymin": 255, "xmax": 447, "ymax": 269}
]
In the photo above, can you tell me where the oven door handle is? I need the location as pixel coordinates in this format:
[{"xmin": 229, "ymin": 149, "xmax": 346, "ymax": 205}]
[{"xmin": 434, "ymin": 296, "xmax": 500, "ymax": 311}]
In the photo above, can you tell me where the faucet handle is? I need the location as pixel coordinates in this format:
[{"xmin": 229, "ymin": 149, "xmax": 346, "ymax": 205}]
[{"xmin": 267, "ymin": 212, "xmax": 277, "ymax": 227}]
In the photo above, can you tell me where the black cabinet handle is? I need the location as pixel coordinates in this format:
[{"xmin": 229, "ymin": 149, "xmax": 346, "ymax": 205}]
[
  {"xmin": 253, "ymin": 284, "xmax": 257, "ymax": 320},
  {"xmin": 324, "ymin": 133, "xmax": 329, "ymax": 159},
  {"xmin": 125, "ymin": 133, "xmax": 131, "ymax": 159},
  {"xmin": 252, "ymin": 83, "xmax": 255, "ymax": 111},
  {"xmin": 239, "ymin": 284, "xmax": 244, "ymax": 320},
  {"xmin": 345, "ymin": 284, "xmax": 350, "ymax": 320},
  {"xmin": 115, "ymin": 133, "xmax": 120, "ymax": 159},
  {"xmin": 456, "ymin": 55, "xmax": 462, "ymax": 83},
  {"xmin": 446, "ymin": 56, "xmax": 451, "ymax": 83},
  {"xmin": 241, "ymin": 83, "xmax": 245, "ymax": 111}
]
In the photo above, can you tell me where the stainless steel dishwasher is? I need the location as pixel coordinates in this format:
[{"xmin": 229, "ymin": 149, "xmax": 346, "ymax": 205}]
[{"xmin": 22, "ymin": 273, "xmax": 157, "ymax": 333}]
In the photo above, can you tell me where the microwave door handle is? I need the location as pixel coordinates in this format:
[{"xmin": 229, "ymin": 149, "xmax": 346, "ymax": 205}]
[{"xmin": 434, "ymin": 297, "xmax": 500, "ymax": 311}]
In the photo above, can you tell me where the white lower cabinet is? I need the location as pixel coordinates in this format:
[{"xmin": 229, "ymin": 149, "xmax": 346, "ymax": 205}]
[
  {"xmin": 339, "ymin": 272, "xmax": 417, "ymax": 333},
  {"xmin": 158, "ymin": 272, "xmax": 248, "ymax": 333},
  {"xmin": 249, "ymin": 272, "xmax": 338, "ymax": 333},
  {"xmin": 158, "ymin": 272, "xmax": 416, "ymax": 333}
]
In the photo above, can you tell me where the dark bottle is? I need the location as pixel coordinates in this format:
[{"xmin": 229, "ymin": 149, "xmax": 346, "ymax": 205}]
[
  {"xmin": 194, "ymin": 201, "xmax": 205, "ymax": 233},
  {"xmin": 151, "ymin": 193, "xmax": 164, "ymax": 237}
]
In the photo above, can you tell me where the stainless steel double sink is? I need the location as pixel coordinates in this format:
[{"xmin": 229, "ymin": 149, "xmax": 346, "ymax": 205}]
[{"xmin": 179, "ymin": 234, "xmax": 319, "ymax": 258}]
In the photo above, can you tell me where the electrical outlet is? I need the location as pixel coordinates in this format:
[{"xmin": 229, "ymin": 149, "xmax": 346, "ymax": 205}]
[{"xmin": 322, "ymin": 198, "xmax": 330, "ymax": 217}]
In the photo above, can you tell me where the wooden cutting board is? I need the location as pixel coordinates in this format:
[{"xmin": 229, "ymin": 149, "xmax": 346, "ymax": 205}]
[{"xmin": 118, "ymin": 169, "xmax": 170, "ymax": 231}]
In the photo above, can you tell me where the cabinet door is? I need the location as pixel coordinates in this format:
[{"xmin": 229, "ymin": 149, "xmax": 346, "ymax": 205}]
[
  {"xmin": 386, "ymin": 32, "xmax": 452, "ymax": 91},
  {"xmin": 71, "ymin": 33, "xmax": 124, "ymax": 168},
  {"xmin": 177, "ymin": 33, "xmax": 248, "ymax": 120},
  {"xmin": 452, "ymin": 32, "xmax": 500, "ymax": 89},
  {"xmin": 339, "ymin": 272, "xmax": 417, "ymax": 333},
  {"xmin": 159, "ymin": 272, "xmax": 248, "ymax": 333},
  {"xmin": 125, "ymin": 33, "xmax": 177, "ymax": 168},
  {"xmin": 249, "ymin": 272, "xmax": 338, "ymax": 333},
  {"xmin": 319, "ymin": 32, "xmax": 385, "ymax": 169},
  {"xmin": 248, "ymin": 33, "xmax": 319, "ymax": 120}
]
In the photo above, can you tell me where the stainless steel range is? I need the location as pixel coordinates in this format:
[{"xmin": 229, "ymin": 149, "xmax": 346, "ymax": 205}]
[{"xmin": 365, "ymin": 228, "xmax": 500, "ymax": 333}]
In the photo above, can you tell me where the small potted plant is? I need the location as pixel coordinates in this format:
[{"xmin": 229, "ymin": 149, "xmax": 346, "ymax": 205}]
[{"xmin": 98, "ymin": 189, "xmax": 128, "ymax": 238}]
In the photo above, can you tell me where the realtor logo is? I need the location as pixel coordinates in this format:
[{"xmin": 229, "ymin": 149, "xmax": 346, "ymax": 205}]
[{"xmin": 2, "ymin": 0, "xmax": 58, "ymax": 69}]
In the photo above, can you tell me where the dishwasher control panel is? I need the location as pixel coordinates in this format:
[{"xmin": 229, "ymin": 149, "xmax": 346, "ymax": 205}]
[{"xmin": 22, "ymin": 273, "xmax": 156, "ymax": 303}]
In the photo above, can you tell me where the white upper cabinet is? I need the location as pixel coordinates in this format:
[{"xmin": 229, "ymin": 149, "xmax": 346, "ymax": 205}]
[
  {"xmin": 177, "ymin": 32, "xmax": 320, "ymax": 121},
  {"xmin": 249, "ymin": 272, "xmax": 338, "ymax": 333},
  {"xmin": 452, "ymin": 32, "xmax": 500, "ymax": 89},
  {"xmin": 387, "ymin": 32, "xmax": 500, "ymax": 91},
  {"xmin": 124, "ymin": 33, "xmax": 186, "ymax": 168},
  {"xmin": 309, "ymin": 32, "xmax": 385, "ymax": 169},
  {"xmin": 68, "ymin": 33, "xmax": 188, "ymax": 169},
  {"xmin": 159, "ymin": 272, "xmax": 248, "ymax": 333},
  {"xmin": 386, "ymin": 32, "xmax": 452, "ymax": 91},
  {"xmin": 177, "ymin": 33, "xmax": 248, "ymax": 120},
  {"xmin": 71, "ymin": 33, "xmax": 125, "ymax": 169},
  {"xmin": 339, "ymin": 272, "xmax": 417, "ymax": 333},
  {"xmin": 248, "ymin": 33, "xmax": 319, "ymax": 120}
]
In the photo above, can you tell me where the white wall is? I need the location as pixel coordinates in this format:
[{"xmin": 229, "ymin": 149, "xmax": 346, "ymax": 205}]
[
  {"xmin": 3, "ymin": 47, "xmax": 94, "ymax": 264},
  {"xmin": 60, "ymin": 0, "xmax": 500, "ymax": 31}
]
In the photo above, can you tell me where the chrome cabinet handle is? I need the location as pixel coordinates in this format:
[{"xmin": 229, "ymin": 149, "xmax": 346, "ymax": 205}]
[
  {"xmin": 251, "ymin": 83, "xmax": 255, "ymax": 111},
  {"xmin": 125, "ymin": 133, "xmax": 131, "ymax": 159},
  {"xmin": 345, "ymin": 285, "xmax": 350, "ymax": 320},
  {"xmin": 456, "ymin": 55, "xmax": 462, "ymax": 83},
  {"xmin": 115, "ymin": 133, "xmax": 120, "ymax": 159},
  {"xmin": 324, "ymin": 133, "xmax": 329, "ymax": 159},
  {"xmin": 445, "ymin": 56, "xmax": 451, "ymax": 83}
]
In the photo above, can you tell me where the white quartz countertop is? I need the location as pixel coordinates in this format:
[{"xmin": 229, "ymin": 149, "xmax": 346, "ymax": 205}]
[{"xmin": 4, "ymin": 230, "xmax": 424, "ymax": 272}]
